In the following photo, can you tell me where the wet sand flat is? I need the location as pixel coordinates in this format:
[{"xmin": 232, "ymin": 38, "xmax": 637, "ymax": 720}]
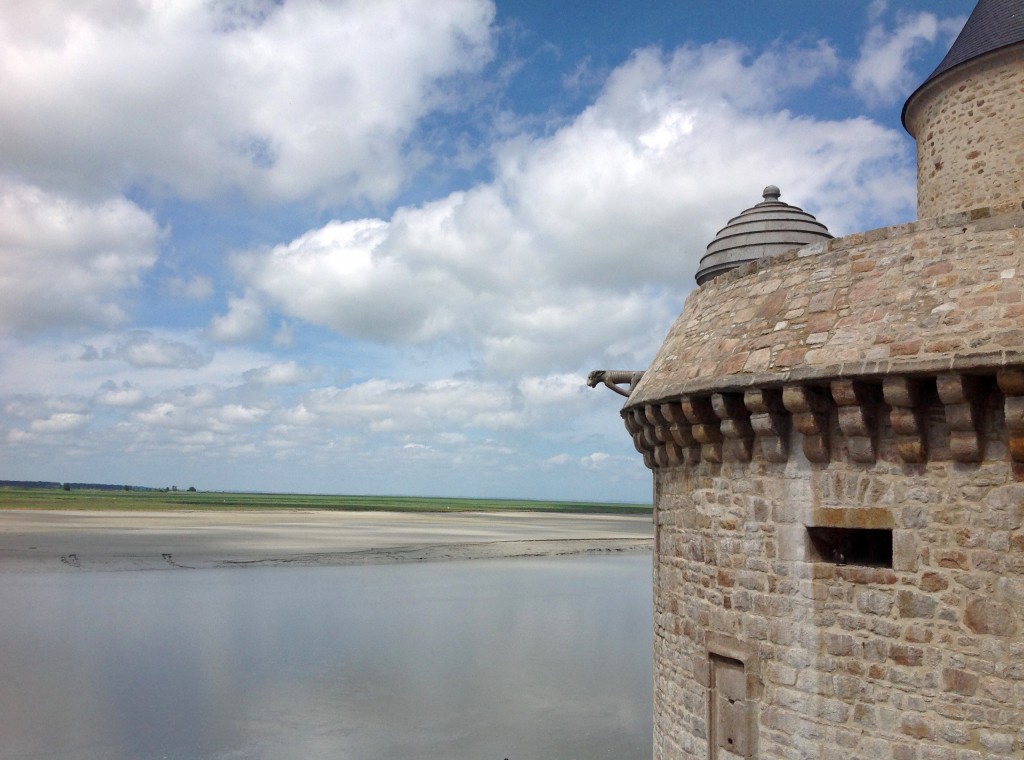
[{"xmin": 0, "ymin": 509, "xmax": 653, "ymax": 572}]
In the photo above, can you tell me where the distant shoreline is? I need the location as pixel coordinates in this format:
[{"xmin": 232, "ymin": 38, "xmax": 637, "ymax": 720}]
[
  {"xmin": 0, "ymin": 486, "xmax": 651, "ymax": 515},
  {"xmin": 0, "ymin": 509, "xmax": 654, "ymax": 573}
]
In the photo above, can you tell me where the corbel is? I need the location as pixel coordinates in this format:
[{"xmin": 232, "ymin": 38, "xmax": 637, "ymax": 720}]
[
  {"xmin": 831, "ymin": 379, "xmax": 881, "ymax": 463},
  {"xmin": 882, "ymin": 376, "xmax": 927, "ymax": 463},
  {"xmin": 645, "ymin": 405, "xmax": 686, "ymax": 468},
  {"xmin": 937, "ymin": 373, "xmax": 986, "ymax": 462},
  {"xmin": 660, "ymin": 402, "xmax": 701, "ymax": 466},
  {"xmin": 622, "ymin": 407, "xmax": 656, "ymax": 469},
  {"xmin": 744, "ymin": 388, "xmax": 790, "ymax": 463},
  {"xmin": 782, "ymin": 384, "xmax": 831, "ymax": 463},
  {"xmin": 996, "ymin": 369, "xmax": 1024, "ymax": 465},
  {"xmin": 681, "ymin": 395, "xmax": 722, "ymax": 464},
  {"xmin": 712, "ymin": 392, "xmax": 754, "ymax": 462}
]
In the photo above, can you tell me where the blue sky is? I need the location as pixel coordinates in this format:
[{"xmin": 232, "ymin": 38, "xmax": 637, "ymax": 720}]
[{"xmin": 0, "ymin": 0, "xmax": 972, "ymax": 501}]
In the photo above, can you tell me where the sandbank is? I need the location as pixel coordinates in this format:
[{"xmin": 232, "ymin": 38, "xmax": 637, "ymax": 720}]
[{"xmin": 0, "ymin": 509, "xmax": 653, "ymax": 572}]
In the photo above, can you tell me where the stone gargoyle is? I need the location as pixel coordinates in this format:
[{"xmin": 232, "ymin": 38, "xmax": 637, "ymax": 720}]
[{"xmin": 587, "ymin": 370, "xmax": 645, "ymax": 398}]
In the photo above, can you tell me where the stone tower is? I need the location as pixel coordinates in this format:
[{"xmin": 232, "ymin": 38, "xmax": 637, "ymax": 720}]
[{"xmin": 599, "ymin": 1, "xmax": 1024, "ymax": 757}]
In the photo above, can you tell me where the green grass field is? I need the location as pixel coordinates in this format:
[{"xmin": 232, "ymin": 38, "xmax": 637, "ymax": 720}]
[{"xmin": 0, "ymin": 487, "xmax": 651, "ymax": 515}]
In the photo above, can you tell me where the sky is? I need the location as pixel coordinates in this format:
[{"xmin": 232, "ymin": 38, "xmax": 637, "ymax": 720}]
[{"xmin": 0, "ymin": 0, "xmax": 974, "ymax": 502}]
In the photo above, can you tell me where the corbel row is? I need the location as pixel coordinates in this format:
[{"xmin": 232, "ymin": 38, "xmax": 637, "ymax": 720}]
[{"xmin": 623, "ymin": 370, "xmax": 1007, "ymax": 470}]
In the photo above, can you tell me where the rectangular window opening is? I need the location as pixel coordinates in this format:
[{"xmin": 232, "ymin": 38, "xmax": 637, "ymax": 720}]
[{"xmin": 807, "ymin": 527, "xmax": 893, "ymax": 568}]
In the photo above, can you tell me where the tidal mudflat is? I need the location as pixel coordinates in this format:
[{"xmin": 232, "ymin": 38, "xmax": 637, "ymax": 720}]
[
  {"xmin": 0, "ymin": 509, "xmax": 653, "ymax": 571},
  {"xmin": 0, "ymin": 510, "xmax": 654, "ymax": 759}
]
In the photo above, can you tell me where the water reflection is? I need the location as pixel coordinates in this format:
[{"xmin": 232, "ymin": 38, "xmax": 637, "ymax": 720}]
[{"xmin": 0, "ymin": 555, "xmax": 652, "ymax": 760}]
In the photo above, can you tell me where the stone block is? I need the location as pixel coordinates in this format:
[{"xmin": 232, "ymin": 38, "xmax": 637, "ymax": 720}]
[
  {"xmin": 978, "ymin": 730, "xmax": 1016, "ymax": 754},
  {"xmin": 897, "ymin": 590, "xmax": 939, "ymax": 619},
  {"xmin": 858, "ymin": 589, "xmax": 894, "ymax": 616},
  {"xmin": 777, "ymin": 524, "xmax": 811, "ymax": 561},
  {"xmin": 890, "ymin": 644, "xmax": 924, "ymax": 666},
  {"xmin": 941, "ymin": 667, "xmax": 979, "ymax": 696},
  {"xmin": 900, "ymin": 714, "xmax": 934, "ymax": 740},
  {"xmin": 892, "ymin": 530, "xmax": 917, "ymax": 571},
  {"xmin": 965, "ymin": 598, "xmax": 1019, "ymax": 636}
]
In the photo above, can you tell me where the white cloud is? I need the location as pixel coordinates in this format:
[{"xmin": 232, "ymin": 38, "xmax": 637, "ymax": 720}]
[
  {"xmin": 81, "ymin": 331, "xmax": 213, "ymax": 369},
  {"xmin": 93, "ymin": 381, "xmax": 146, "ymax": 408},
  {"xmin": 230, "ymin": 220, "xmax": 435, "ymax": 342},
  {"xmin": 852, "ymin": 11, "xmax": 966, "ymax": 107},
  {"xmin": 30, "ymin": 412, "xmax": 91, "ymax": 434},
  {"xmin": 243, "ymin": 361, "xmax": 321, "ymax": 386},
  {"xmin": 0, "ymin": 13, "xmax": 942, "ymax": 501},
  {"xmin": 165, "ymin": 275, "xmax": 214, "ymax": 300},
  {"xmin": 0, "ymin": 180, "xmax": 160, "ymax": 335},
  {"xmin": 5, "ymin": 395, "xmax": 88, "ymax": 420},
  {"xmin": 868, "ymin": 1, "xmax": 889, "ymax": 24},
  {"xmin": 544, "ymin": 453, "xmax": 571, "ymax": 466},
  {"xmin": 272, "ymin": 322, "xmax": 295, "ymax": 348},
  {"xmin": 0, "ymin": 0, "xmax": 496, "ymax": 204},
  {"xmin": 208, "ymin": 292, "xmax": 267, "ymax": 343},
  {"xmin": 231, "ymin": 41, "xmax": 915, "ymax": 375},
  {"xmin": 296, "ymin": 378, "xmax": 524, "ymax": 433},
  {"xmin": 217, "ymin": 404, "xmax": 268, "ymax": 425}
]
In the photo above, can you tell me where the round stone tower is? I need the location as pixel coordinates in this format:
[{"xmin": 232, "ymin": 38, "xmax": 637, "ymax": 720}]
[
  {"xmin": 597, "ymin": 3, "xmax": 1024, "ymax": 758},
  {"xmin": 903, "ymin": 0, "xmax": 1024, "ymax": 217}
]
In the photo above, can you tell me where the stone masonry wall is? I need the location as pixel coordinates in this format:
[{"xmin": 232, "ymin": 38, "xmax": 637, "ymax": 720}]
[
  {"xmin": 632, "ymin": 201, "xmax": 1024, "ymax": 760},
  {"xmin": 905, "ymin": 46, "xmax": 1024, "ymax": 220},
  {"xmin": 653, "ymin": 430, "xmax": 1024, "ymax": 760}
]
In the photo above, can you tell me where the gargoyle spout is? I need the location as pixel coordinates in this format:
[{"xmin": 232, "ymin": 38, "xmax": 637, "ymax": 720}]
[{"xmin": 587, "ymin": 370, "xmax": 645, "ymax": 398}]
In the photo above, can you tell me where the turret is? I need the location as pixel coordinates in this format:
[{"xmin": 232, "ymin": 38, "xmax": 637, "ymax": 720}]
[{"xmin": 903, "ymin": 0, "xmax": 1024, "ymax": 218}]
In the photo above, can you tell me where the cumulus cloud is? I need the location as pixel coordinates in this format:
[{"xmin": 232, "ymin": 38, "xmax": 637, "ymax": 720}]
[
  {"xmin": 208, "ymin": 292, "xmax": 267, "ymax": 343},
  {"xmin": 231, "ymin": 41, "xmax": 915, "ymax": 374},
  {"xmin": 243, "ymin": 361, "xmax": 321, "ymax": 386},
  {"xmin": 293, "ymin": 378, "xmax": 524, "ymax": 433},
  {"xmin": 81, "ymin": 331, "xmax": 213, "ymax": 369},
  {"xmin": 30, "ymin": 412, "xmax": 91, "ymax": 435},
  {"xmin": 852, "ymin": 11, "xmax": 966, "ymax": 106},
  {"xmin": 0, "ymin": 0, "xmax": 496, "ymax": 204},
  {"xmin": 3, "ymin": 392, "xmax": 90, "ymax": 440},
  {"xmin": 93, "ymin": 380, "xmax": 146, "ymax": 408},
  {"xmin": 0, "ymin": 10, "xmax": 945, "ymax": 500},
  {"xmin": 0, "ymin": 180, "xmax": 160, "ymax": 335},
  {"xmin": 5, "ymin": 395, "xmax": 88, "ymax": 420},
  {"xmin": 581, "ymin": 452, "xmax": 611, "ymax": 470}
]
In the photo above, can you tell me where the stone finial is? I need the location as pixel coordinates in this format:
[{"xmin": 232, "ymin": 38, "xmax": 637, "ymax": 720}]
[{"xmin": 762, "ymin": 185, "xmax": 781, "ymax": 202}]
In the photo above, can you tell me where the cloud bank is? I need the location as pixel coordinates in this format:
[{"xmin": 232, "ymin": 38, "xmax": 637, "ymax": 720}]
[{"xmin": 0, "ymin": 1, "xmax": 966, "ymax": 499}]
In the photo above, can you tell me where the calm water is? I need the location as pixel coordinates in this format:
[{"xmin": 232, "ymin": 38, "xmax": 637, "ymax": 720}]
[{"xmin": 0, "ymin": 555, "xmax": 652, "ymax": 760}]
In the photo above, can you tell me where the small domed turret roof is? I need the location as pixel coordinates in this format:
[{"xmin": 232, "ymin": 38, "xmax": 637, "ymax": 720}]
[{"xmin": 695, "ymin": 186, "xmax": 833, "ymax": 286}]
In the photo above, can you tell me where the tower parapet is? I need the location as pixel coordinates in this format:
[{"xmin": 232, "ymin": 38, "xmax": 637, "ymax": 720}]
[{"xmin": 595, "ymin": 3, "xmax": 1024, "ymax": 757}]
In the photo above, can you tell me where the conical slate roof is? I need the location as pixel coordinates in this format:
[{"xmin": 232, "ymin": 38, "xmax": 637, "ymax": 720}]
[
  {"xmin": 695, "ymin": 186, "xmax": 833, "ymax": 286},
  {"xmin": 903, "ymin": 0, "xmax": 1024, "ymax": 125},
  {"xmin": 927, "ymin": 0, "xmax": 1024, "ymax": 82}
]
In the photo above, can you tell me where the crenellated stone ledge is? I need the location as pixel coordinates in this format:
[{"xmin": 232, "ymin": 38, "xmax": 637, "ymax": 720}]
[{"xmin": 623, "ymin": 367, "xmax": 1024, "ymax": 471}]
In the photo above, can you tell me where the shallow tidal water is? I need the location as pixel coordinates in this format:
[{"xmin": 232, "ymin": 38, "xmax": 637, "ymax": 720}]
[{"xmin": 0, "ymin": 554, "xmax": 652, "ymax": 760}]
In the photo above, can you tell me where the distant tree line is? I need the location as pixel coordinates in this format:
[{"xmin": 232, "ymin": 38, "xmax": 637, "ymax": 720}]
[
  {"xmin": 0, "ymin": 480, "xmax": 179, "ymax": 492},
  {"xmin": 0, "ymin": 480, "xmax": 62, "ymax": 489}
]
